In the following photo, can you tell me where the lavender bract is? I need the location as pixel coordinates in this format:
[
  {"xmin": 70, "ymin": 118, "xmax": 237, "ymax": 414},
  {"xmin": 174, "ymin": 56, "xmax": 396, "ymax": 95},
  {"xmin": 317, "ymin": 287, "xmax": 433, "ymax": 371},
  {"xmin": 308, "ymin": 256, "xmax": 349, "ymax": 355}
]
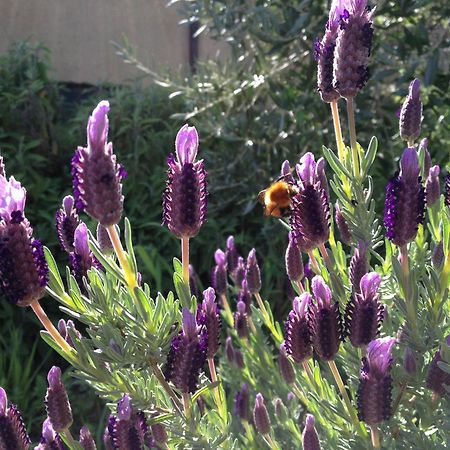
[
  {"xmin": 253, "ymin": 393, "xmax": 271, "ymax": 435},
  {"xmin": 246, "ymin": 248, "xmax": 261, "ymax": 294},
  {"xmin": 285, "ymin": 231, "xmax": 304, "ymax": 283},
  {"xmin": 278, "ymin": 343, "xmax": 296, "ymax": 385},
  {"xmin": 384, "ymin": 148, "xmax": 425, "ymax": 247},
  {"xmin": 71, "ymin": 101, "xmax": 125, "ymax": 226},
  {"xmin": 35, "ymin": 418, "xmax": 65, "ymax": 450},
  {"xmin": 162, "ymin": 124, "xmax": 207, "ymax": 239},
  {"xmin": 197, "ymin": 287, "xmax": 221, "ymax": 358},
  {"xmin": 234, "ymin": 383, "xmax": 250, "ymax": 422},
  {"xmin": 0, "ymin": 175, "xmax": 48, "ymax": 306},
  {"xmin": 302, "ymin": 414, "xmax": 321, "ymax": 450},
  {"xmin": 349, "ymin": 240, "xmax": 369, "ymax": 293},
  {"xmin": 425, "ymin": 165, "xmax": 440, "ymax": 206},
  {"xmin": 234, "ymin": 300, "xmax": 250, "ymax": 339},
  {"xmin": 79, "ymin": 425, "xmax": 97, "ymax": 450},
  {"xmin": 334, "ymin": 202, "xmax": 352, "ymax": 245},
  {"xmin": 357, "ymin": 337, "xmax": 395, "ymax": 425},
  {"xmin": 211, "ymin": 249, "xmax": 227, "ymax": 295}
]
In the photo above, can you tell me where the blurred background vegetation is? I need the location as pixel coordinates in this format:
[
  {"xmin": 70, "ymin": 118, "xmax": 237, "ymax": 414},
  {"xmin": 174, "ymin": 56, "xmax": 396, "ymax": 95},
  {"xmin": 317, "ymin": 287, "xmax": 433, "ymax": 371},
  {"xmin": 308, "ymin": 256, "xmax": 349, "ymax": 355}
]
[{"xmin": 0, "ymin": 0, "xmax": 449, "ymax": 441}]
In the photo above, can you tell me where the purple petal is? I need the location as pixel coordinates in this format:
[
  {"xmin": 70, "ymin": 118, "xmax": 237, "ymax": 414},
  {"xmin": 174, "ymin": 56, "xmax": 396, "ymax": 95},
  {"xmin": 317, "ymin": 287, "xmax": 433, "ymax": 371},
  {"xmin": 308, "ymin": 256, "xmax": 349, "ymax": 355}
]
[
  {"xmin": 0, "ymin": 387, "xmax": 6, "ymax": 416},
  {"xmin": 409, "ymin": 79, "xmax": 421, "ymax": 101},
  {"xmin": 202, "ymin": 287, "xmax": 216, "ymax": 314},
  {"xmin": 367, "ymin": 337, "xmax": 396, "ymax": 376},
  {"xmin": 311, "ymin": 276, "xmax": 332, "ymax": 308},
  {"xmin": 47, "ymin": 366, "xmax": 62, "ymax": 388},
  {"xmin": 399, "ymin": 148, "xmax": 420, "ymax": 182},
  {"xmin": 88, "ymin": 100, "xmax": 110, "ymax": 151},
  {"xmin": 359, "ymin": 272, "xmax": 381, "ymax": 300},
  {"xmin": 182, "ymin": 308, "xmax": 197, "ymax": 339},
  {"xmin": 296, "ymin": 153, "xmax": 316, "ymax": 186},
  {"xmin": 281, "ymin": 160, "xmax": 291, "ymax": 177},
  {"xmin": 42, "ymin": 418, "xmax": 57, "ymax": 443},
  {"xmin": 255, "ymin": 393, "xmax": 265, "ymax": 408},
  {"xmin": 175, "ymin": 124, "xmax": 199, "ymax": 165},
  {"xmin": 117, "ymin": 393, "xmax": 132, "ymax": 421},
  {"xmin": 74, "ymin": 222, "xmax": 90, "ymax": 258},
  {"xmin": 214, "ymin": 249, "xmax": 226, "ymax": 266},
  {"xmin": 0, "ymin": 175, "xmax": 27, "ymax": 219},
  {"xmin": 293, "ymin": 293, "xmax": 311, "ymax": 318}
]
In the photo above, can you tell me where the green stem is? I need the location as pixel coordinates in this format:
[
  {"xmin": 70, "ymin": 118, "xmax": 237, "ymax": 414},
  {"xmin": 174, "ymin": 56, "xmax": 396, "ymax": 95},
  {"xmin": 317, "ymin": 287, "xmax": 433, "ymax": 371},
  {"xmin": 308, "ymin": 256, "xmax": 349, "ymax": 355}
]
[
  {"xmin": 149, "ymin": 360, "xmax": 183, "ymax": 413},
  {"xmin": 61, "ymin": 429, "xmax": 78, "ymax": 450},
  {"xmin": 220, "ymin": 293, "xmax": 234, "ymax": 326},
  {"xmin": 370, "ymin": 425, "xmax": 381, "ymax": 449},
  {"xmin": 346, "ymin": 98, "xmax": 360, "ymax": 179},
  {"xmin": 181, "ymin": 237, "xmax": 190, "ymax": 288}
]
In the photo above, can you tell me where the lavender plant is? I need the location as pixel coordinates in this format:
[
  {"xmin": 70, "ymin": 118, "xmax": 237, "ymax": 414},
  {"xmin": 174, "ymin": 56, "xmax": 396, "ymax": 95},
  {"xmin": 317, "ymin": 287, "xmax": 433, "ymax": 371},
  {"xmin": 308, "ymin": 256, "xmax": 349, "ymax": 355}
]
[{"xmin": 0, "ymin": 1, "xmax": 449, "ymax": 448}]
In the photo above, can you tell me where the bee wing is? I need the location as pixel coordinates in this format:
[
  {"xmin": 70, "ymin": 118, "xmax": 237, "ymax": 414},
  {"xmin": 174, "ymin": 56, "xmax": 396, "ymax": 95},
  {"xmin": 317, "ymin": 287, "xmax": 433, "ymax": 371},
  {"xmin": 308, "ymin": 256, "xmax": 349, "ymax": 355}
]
[{"xmin": 257, "ymin": 189, "xmax": 267, "ymax": 204}]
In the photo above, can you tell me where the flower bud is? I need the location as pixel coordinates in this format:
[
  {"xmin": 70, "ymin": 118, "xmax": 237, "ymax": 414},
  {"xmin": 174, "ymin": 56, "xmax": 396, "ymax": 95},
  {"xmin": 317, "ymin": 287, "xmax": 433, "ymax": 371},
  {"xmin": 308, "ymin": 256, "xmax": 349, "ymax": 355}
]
[
  {"xmin": 55, "ymin": 195, "xmax": 80, "ymax": 253},
  {"xmin": 285, "ymin": 232, "xmax": 304, "ymax": 283},
  {"xmin": 79, "ymin": 425, "xmax": 97, "ymax": 450},
  {"xmin": 425, "ymin": 165, "xmax": 440, "ymax": 206},
  {"xmin": 151, "ymin": 422, "xmax": 168, "ymax": 445},
  {"xmin": 197, "ymin": 287, "xmax": 221, "ymax": 358},
  {"xmin": 36, "ymin": 418, "xmax": 65, "ymax": 450},
  {"xmin": 234, "ymin": 301, "xmax": 250, "ymax": 339},
  {"xmin": 279, "ymin": 343, "xmax": 296, "ymax": 385},
  {"xmin": 399, "ymin": 79, "xmax": 423, "ymax": 143},
  {"xmin": 334, "ymin": 203, "xmax": 352, "ymax": 245},
  {"xmin": 426, "ymin": 335, "xmax": 450, "ymax": 397},
  {"xmin": 253, "ymin": 393, "xmax": 271, "ymax": 435},
  {"xmin": 246, "ymin": 249, "xmax": 261, "ymax": 294},
  {"xmin": 226, "ymin": 236, "xmax": 239, "ymax": 273},
  {"xmin": 225, "ymin": 336, "xmax": 235, "ymax": 363},
  {"xmin": 234, "ymin": 257, "xmax": 246, "ymax": 289},
  {"xmin": 45, "ymin": 366, "xmax": 73, "ymax": 432},
  {"xmin": 235, "ymin": 383, "xmax": 250, "ymax": 422},
  {"xmin": 211, "ymin": 249, "xmax": 227, "ymax": 295},
  {"xmin": 349, "ymin": 240, "xmax": 369, "ymax": 294},
  {"xmin": 302, "ymin": 414, "xmax": 321, "ymax": 450}
]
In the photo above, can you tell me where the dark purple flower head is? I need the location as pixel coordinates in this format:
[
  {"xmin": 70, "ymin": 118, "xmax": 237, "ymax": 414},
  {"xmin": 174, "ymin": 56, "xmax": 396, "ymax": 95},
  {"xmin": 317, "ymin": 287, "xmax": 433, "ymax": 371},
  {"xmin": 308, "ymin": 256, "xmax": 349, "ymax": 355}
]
[
  {"xmin": 334, "ymin": 202, "xmax": 352, "ymax": 245},
  {"xmin": 290, "ymin": 154, "xmax": 330, "ymax": 251},
  {"xmin": 345, "ymin": 272, "xmax": 384, "ymax": 348},
  {"xmin": 0, "ymin": 176, "xmax": 48, "ymax": 306},
  {"xmin": 211, "ymin": 249, "xmax": 227, "ymax": 295},
  {"xmin": 425, "ymin": 165, "xmax": 440, "ymax": 206},
  {"xmin": 302, "ymin": 414, "xmax": 321, "ymax": 450},
  {"xmin": 69, "ymin": 223, "xmax": 101, "ymax": 289},
  {"xmin": 162, "ymin": 124, "xmax": 207, "ymax": 239},
  {"xmin": 384, "ymin": 148, "xmax": 425, "ymax": 247},
  {"xmin": 55, "ymin": 195, "xmax": 80, "ymax": 253},
  {"xmin": 0, "ymin": 387, "xmax": 30, "ymax": 450},
  {"xmin": 357, "ymin": 337, "xmax": 395, "ymax": 424},
  {"xmin": 234, "ymin": 383, "xmax": 250, "ymax": 422},
  {"xmin": 308, "ymin": 276, "xmax": 342, "ymax": 360},
  {"xmin": 79, "ymin": 425, "xmax": 97, "ymax": 450},
  {"xmin": 349, "ymin": 240, "xmax": 369, "ymax": 294},
  {"xmin": 285, "ymin": 232, "xmax": 304, "ymax": 283},
  {"xmin": 246, "ymin": 249, "xmax": 261, "ymax": 294},
  {"xmin": 445, "ymin": 173, "xmax": 450, "ymax": 207},
  {"xmin": 279, "ymin": 343, "xmax": 296, "ymax": 384},
  {"xmin": 164, "ymin": 308, "xmax": 207, "ymax": 393},
  {"xmin": 197, "ymin": 287, "xmax": 221, "ymax": 358},
  {"xmin": 253, "ymin": 393, "xmax": 271, "ymax": 435},
  {"xmin": 333, "ymin": 0, "xmax": 374, "ymax": 98},
  {"xmin": 72, "ymin": 101, "xmax": 124, "ymax": 226},
  {"xmin": 426, "ymin": 335, "xmax": 450, "ymax": 396},
  {"xmin": 226, "ymin": 236, "xmax": 239, "ymax": 273},
  {"xmin": 399, "ymin": 79, "xmax": 423, "ymax": 143},
  {"xmin": 284, "ymin": 294, "xmax": 313, "ymax": 363},
  {"xmin": 151, "ymin": 422, "xmax": 168, "ymax": 445},
  {"xmin": 108, "ymin": 394, "xmax": 148, "ymax": 450},
  {"xmin": 315, "ymin": 1, "xmax": 348, "ymax": 102},
  {"xmin": 234, "ymin": 300, "xmax": 250, "ymax": 339},
  {"xmin": 45, "ymin": 366, "xmax": 73, "ymax": 433}
]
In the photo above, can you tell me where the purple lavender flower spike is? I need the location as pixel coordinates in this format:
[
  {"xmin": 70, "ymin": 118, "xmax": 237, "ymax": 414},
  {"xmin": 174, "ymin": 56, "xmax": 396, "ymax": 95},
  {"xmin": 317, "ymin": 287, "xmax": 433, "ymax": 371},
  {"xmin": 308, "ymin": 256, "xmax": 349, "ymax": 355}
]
[
  {"xmin": 197, "ymin": 287, "xmax": 221, "ymax": 358},
  {"xmin": 162, "ymin": 124, "xmax": 208, "ymax": 239},
  {"xmin": 226, "ymin": 236, "xmax": 239, "ymax": 273},
  {"xmin": 279, "ymin": 343, "xmax": 296, "ymax": 384},
  {"xmin": 384, "ymin": 148, "xmax": 425, "ymax": 247},
  {"xmin": 333, "ymin": 0, "xmax": 374, "ymax": 98},
  {"xmin": 234, "ymin": 300, "xmax": 250, "ymax": 339},
  {"xmin": 309, "ymin": 276, "xmax": 342, "ymax": 360},
  {"xmin": 285, "ymin": 232, "xmax": 304, "ymax": 283},
  {"xmin": 79, "ymin": 425, "xmax": 97, "ymax": 450},
  {"xmin": 291, "ymin": 153, "xmax": 330, "ymax": 252},
  {"xmin": 0, "ymin": 175, "xmax": 48, "ymax": 307},
  {"xmin": 349, "ymin": 240, "xmax": 369, "ymax": 293},
  {"xmin": 55, "ymin": 195, "xmax": 80, "ymax": 253},
  {"xmin": 357, "ymin": 337, "xmax": 396, "ymax": 424},
  {"xmin": 253, "ymin": 393, "xmax": 271, "ymax": 435},
  {"xmin": 237, "ymin": 279, "xmax": 252, "ymax": 315},
  {"xmin": 69, "ymin": 223, "xmax": 101, "ymax": 289},
  {"xmin": 108, "ymin": 394, "xmax": 148, "ymax": 450},
  {"xmin": 45, "ymin": 366, "xmax": 73, "ymax": 433},
  {"xmin": 246, "ymin": 248, "xmax": 262, "ymax": 294},
  {"xmin": 164, "ymin": 308, "xmax": 207, "ymax": 393},
  {"xmin": 335, "ymin": 202, "xmax": 352, "ymax": 245},
  {"xmin": 302, "ymin": 414, "xmax": 321, "ymax": 450},
  {"xmin": 284, "ymin": 294, "xmax": 313, "ymax": 363},
  {"xmin": 399, "ymin": 79, "xmax": 423, "ymax": 143},
  {"xmin": 426, "ymin": 335, "xmax": 450, "ymax": 397},
  {"xmin": 235, "ymin": 383, "xmax": 250, "ymax": 422},
  {"xmin": 315, "ymin": 0, "xmax": 346, "ymax": 102},
  {"xmin": 72, "ymin": 101, "xmax": 124, "ymax": 226},
  {"xmin": 345, "ymin": 272, "xmax": 384, "ymax": 348},
  {"xmin": 211, "ymin": 249, "xmax": 227, "ymax": 295},
  {"xmin": 234, "ymin": 256, "xmax": 246, "ymax": 289},
  {"xmin": 425, "ymin": 165, "xmax": 440, "ymax": 206},
  {"xmin": 0, "ymin": 387, "xmax": 31, "ymax": 450}
]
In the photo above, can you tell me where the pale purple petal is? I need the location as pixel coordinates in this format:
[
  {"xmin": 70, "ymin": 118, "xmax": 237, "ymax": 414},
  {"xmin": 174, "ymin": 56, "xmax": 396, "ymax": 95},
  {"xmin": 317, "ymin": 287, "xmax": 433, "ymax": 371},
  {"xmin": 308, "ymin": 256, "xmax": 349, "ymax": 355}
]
[
  {"xmin": 409, "ymin": 79, "xmax": 421, "ymax": 101},
  {"xmin": 399, "ymin": 148, "xmax": 420, "ymax": 182},
  {"xmin": 42, "ymin": 418, "xmax": 56, "ymax": 443},
  {"xmin": 296, "ymin": 153, "xmax": 316, "ymax": 186},
  {"xmin": 360, "ymin": 272, "xmax": 381, "ymax": 300},
  {"xmin": 281, "ymin": 160, "xmax": 291, "ymax": 177},
  {"xmin": 0, "ymin": 175, "xmax": 26, "ymax": 219},
  {"xmin": 311, "ymin": 276, "xmax": 332, "ymax": 308},
  {"xmin": 214, "ymin": 249, "xmax": 226, "ymax": 266},
  {"xmin": 293, "ymin": 293, "xmax": 311, "ymax": 318},
  {"xmin": 0, "ymin": 387, "xmax": 6, "ymax": 416},
  {"xmin": 117, "ymin": 393, "xmax": 132, "ymax": 421},
  {"xmin": 202, "ymin": 287, "xmax": 216, "ymax": 315},
  {"xmin": 74, "ymin": 223, "xmax": 90, "ymax": 258},
  {"xmin": 87, "ymin": 100, "xmax": 110, "ymax": 152},
  {"xmin": 255, "ymin": 393, "xmax": 265, "ymax": 407},
  {"xmin": 367, "ymin": 337, "xmax": 396, "ymax": 376},
  {"xmin": 62, "ymin": 195, "xmax": 75, "ymax": 214},
  {"xmin": 182, "ymin": 308, "xmax": 197, "ymax": 339},
  {"xmin": 47, "ymin": 366, "xmax": 62, "ymax": 388},
  {"xmin": 175, "ymin": 124, "xmax": 199, "ymax": 165}
]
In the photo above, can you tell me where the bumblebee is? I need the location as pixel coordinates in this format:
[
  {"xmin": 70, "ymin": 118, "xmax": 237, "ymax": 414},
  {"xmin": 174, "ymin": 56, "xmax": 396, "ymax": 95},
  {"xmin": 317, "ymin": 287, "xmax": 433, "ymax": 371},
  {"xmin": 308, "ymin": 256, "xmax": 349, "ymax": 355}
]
[{"xmin": 258, "ymin": 177, "xmax": 299, "ymax": 218}]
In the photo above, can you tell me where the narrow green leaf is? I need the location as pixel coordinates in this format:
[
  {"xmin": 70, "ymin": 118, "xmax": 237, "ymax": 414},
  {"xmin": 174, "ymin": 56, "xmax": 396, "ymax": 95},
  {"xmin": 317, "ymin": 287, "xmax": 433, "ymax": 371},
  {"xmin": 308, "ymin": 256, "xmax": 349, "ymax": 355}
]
[{"xmin": 322, "ymin": 145, "xmax": 353, "ymax": 180}]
